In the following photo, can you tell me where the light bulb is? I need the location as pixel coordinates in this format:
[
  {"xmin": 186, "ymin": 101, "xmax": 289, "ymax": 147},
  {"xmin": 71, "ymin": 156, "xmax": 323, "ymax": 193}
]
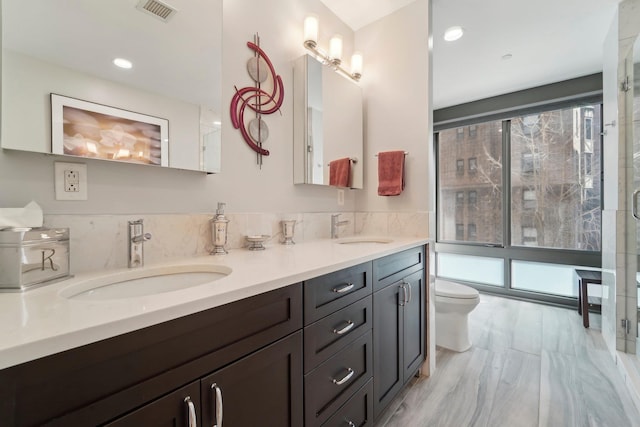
[
  {"xmin": 303, "ymin": 15, "xmax": 318, "ymax": 48},
  {"xmin": 351, "ymin": 52, "xmax": 363, "ymax": 79},
  {"xmin": 329, "ymin": 34, "xmax": 343, "ymax": 65}
]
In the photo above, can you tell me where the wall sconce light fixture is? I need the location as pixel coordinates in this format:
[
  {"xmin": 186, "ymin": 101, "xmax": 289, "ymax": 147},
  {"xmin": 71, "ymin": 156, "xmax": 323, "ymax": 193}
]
[{"xmin": 303, "ymin": 15, "xmax": 362, "ymax": 82}]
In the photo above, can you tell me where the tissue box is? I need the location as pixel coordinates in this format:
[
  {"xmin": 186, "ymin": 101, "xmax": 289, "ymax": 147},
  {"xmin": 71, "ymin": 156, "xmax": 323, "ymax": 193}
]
[{"xmin": 0, "ymin": 227, "xmax": 70, "ymax": 291}]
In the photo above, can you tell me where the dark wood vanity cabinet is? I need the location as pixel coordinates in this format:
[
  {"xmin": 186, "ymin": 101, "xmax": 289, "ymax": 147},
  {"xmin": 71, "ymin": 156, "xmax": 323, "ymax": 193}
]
[
  {"xmin": 0, "ymin": 283, "xmax": 303, "ymax": 427},
  {"xmin": 0, "ymin": 244, "xmax": 427, "ymax": 427},
  {"xmin": 372, "ymin": 247, "xmax": 426, "ymax": 419},
  {"xmin": 303, "ymin": 262, "xmax": 374, "ymax": 426},
  {"xmin": 103, "ymin": 381, "xmax": 201, "ymax": 427}
]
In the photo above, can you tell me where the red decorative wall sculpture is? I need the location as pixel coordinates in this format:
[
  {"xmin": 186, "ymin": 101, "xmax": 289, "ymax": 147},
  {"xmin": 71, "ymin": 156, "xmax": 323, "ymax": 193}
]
[{"xmin": 230, "ymin": 35, "xmax": 284, "ymax": 166}]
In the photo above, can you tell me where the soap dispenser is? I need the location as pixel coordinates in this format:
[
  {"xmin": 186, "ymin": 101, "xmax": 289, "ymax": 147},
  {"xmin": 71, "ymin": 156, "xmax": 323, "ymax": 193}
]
[{"xmin": 211, "ymin": 202, "xmax": 230, "ymax": 255}]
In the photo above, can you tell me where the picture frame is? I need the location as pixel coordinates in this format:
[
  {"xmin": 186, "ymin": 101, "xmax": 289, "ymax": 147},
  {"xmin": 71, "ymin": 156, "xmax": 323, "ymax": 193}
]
[{"xmin": 51, "ymin": 94, "xmax": 169, "ymax": 166}]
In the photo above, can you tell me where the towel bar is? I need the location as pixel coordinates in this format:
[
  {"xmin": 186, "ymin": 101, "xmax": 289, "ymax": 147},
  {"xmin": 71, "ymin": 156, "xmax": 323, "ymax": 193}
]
[
  {"xmin": 375, "ymin": 151, "xmax": 408, "ymax": 157},
  {"xmin": 327, "ymin": 157, "xmax": 358, "ymax": 166}
]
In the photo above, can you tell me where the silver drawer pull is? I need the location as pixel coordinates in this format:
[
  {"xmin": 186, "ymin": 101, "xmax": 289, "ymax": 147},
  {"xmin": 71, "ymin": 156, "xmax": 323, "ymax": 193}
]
[
  {"xmin": 332, "ymin": 368, "xmax": 354, "ymax": 385},
  {"xmin": 347, "ymin": 421, "xmax": 356, "ymax": 427},
  {"xmin": 333, "ymin": 320, "xmax": 355, "ymax": 335},
  {"xmin": 184, "ymin": 396, "xmax": 197, "ymax": 427},
  {"xmin": 333, "ymin": 283, "xmax": 355, "ymax": 293},
  {"xmin": 211, "ymin": 383, "xmax": 223, "ymax": 427}
]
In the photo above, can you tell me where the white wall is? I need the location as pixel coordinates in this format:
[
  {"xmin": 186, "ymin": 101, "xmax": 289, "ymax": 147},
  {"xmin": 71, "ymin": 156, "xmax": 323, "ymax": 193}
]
[
  {"xmin": 355, "ymin": 0, "xmax": 430, "ymax": 213},
  {"xmin": 0, "ymin": 0, "xmax": 366, "ymax": 215}
]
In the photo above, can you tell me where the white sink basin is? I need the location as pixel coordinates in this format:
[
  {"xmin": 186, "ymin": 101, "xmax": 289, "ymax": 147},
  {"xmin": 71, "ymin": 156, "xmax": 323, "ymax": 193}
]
[
  {"xmin": 59, "ymin": 264, "xmax": 232, "ymax": 301},
  {"xmin": 335, "ymin": 236, "xmax": 393, "ymax": 244}
]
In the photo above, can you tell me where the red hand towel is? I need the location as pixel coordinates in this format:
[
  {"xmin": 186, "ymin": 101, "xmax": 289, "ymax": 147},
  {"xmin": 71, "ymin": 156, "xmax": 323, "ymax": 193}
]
[
  {"xmin": 329, "ymin": 157, "xmax": 351, "ymax": 188},
  {"xmin": 378, "ymin": 151, "xmax": 405, "ymax": 196}
]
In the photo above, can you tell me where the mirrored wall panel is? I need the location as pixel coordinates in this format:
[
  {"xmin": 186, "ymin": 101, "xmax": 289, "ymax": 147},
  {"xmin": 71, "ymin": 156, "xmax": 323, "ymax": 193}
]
[{"xmin": 1, "ymin": 0, "xmax": 222, "ymax": 172}]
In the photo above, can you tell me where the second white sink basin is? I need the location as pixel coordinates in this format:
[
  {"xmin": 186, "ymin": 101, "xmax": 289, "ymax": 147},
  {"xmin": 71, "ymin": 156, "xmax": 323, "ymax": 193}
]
[
  {"xmin": 335, "ymin": 236, "xmax": 393, "ymax": 244},
  {"xmin": 59, "ymin": 264, "xmax": 232, "ymax": 301}
]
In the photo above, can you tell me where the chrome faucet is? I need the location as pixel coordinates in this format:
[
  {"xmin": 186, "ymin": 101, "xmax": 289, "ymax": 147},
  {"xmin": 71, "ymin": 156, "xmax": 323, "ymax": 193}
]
[
  {"xmin": 128, "ymin": 219, "xmax": 152, "ymax": 268},
  {"xmin": 331, "ymin": 214, "xmax": 350, "ymax": 239}
]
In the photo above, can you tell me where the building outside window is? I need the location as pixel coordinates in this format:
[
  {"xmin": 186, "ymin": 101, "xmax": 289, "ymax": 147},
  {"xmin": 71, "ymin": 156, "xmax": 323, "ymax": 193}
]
[{"xmin": 436, "ymin": 102, "xmax": 602, "ymax": 302}]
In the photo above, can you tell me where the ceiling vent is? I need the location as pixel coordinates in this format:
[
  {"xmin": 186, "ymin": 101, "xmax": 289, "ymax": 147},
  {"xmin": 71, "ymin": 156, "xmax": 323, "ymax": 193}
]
[{"xmin": 136, "ymin": 0, "xmax": 178, "ymax": 22}]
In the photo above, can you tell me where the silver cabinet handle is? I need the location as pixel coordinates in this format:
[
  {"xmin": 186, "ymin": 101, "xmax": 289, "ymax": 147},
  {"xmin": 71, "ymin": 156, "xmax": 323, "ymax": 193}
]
[
  {"xmin": 405, "ymin": 279, "xmax": 412, "ymax": 304},
  {"xmin": 211, "ymin": 383, "xmax": 223, "ymax": 427},
  {"xmin": 398, "ymin": 284, "xmax": 407, "ymax": 306},
  {"xmin": 333, "ymin": 283, "xmax": 355, "ymax": 293},
  {"xmin": 332, "ymin": 368, "xmax": 354, "ymax": 385},
  {"xmin": 634, "ymin": 189, "xmax": 640, "ymax": 220},
  {"xmin": 184, "ymin": 396, "xmax": 197, "ymax": 427},
  {"xmin": 347, "ymin": 421, "xmax": 356, "ymax": 427},
  {"xmin": 333, "ymin": 320, "xmax": 355, "ymax": 335}
]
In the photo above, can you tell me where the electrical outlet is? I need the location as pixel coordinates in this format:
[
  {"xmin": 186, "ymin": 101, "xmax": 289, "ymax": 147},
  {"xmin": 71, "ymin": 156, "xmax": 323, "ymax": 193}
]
[
  {"xmin": 55, "ymin": 162, "xmax": 88, "ymax": 200},
  {"xmin": 337, "ymin": 189, "xmax": 345, "ymax": 206},
  {"xmin": 64, "ymin": 169, "xmax": 79, "ymax": 192}
]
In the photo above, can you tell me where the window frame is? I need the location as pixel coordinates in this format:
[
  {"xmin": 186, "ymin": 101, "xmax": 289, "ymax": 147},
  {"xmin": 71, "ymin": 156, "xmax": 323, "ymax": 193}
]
[{"xmin": 434, "ymin": 97, "xmax": 603, "ymax": 307}]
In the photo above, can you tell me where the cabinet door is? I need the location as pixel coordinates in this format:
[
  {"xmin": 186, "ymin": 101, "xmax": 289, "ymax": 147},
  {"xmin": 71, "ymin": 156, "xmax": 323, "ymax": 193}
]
[
  {"xmin": 201, "ymin": 331, "xmax": 303, "ymax": 427},
  {"xmin": 402, "ymin": 270, "xmax": 425, "ymax": 383},
  {"xmin": 372, "ymin": 283, "xmax": 403, "ymax": 419},
  {"xmin": 104, "ymin": 381, "xmax": 200, "ymax": 427}
]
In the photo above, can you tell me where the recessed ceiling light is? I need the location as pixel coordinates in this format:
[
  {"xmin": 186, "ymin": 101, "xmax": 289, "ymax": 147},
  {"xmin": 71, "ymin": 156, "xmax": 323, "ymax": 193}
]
[
  {"xmin": 444, "ymin": 26, "xmax": 464, "ymax": 42},
  {"xmin": 502, "ymin": 53, "xmax": 513, "ymax": 61},
  {"xmin": 113, "ymin": 58, "xmax": 133, "ymax": 69}
]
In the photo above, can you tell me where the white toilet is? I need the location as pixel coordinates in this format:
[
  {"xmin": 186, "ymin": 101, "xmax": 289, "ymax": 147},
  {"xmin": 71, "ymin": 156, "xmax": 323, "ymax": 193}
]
[{"xmin": 435, "ymin": 279, "xmax": 480, "ymax": 352}]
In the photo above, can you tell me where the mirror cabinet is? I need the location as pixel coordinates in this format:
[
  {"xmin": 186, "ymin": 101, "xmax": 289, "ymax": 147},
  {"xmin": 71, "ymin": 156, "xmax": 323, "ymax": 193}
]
[{"xmin": 293, "ymin": 54, "xmax": 364, "ymax": 189}]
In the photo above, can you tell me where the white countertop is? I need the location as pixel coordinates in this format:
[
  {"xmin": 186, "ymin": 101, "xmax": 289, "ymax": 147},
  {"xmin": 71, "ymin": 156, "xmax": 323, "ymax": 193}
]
[{"xmin": 0, "ymin": 236, "xmax": 428, "ymax": 370}]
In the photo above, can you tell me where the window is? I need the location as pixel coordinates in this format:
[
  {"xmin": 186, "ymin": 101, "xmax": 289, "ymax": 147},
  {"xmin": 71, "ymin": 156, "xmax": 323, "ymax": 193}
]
[
  {"xmin": 456, "ymin": 127, "xmax": 464, "ymax": 141},
  {"xmin": 511, "ymin": 106, "xmax": 601, "ymax": 250},
  {"xmin": 437, "ymin": 121, "xmax": 503, "ymax": 245},
  {"xmin": 469, "ymin": 191, "xmax": 477, "ymax": 205},
  {"xmin": 468, "ymin": 223, "xmax": 477, "ymax": 241},
  {"xmin": 523, "ymin": 189, "xmax": 536, "ymax": 209},
  {"xmin": 436, "ymin": 101, "xmax": 602, "ymax": 302},
  {"xmin": 468, "ymin": 157, "xmax": 477, "ymax": 173},
  {"xmin": 522, "ymin": 227, "xmax": 538, "ymax": 246},
  {"xmin": 584, "ymin": 108, "xmax": 594, "ymax": 141},
  {"xmin": 468, "ymin": 124, "xmax": 477, "ymax": 138},
  {"xmin": 521, "ymin": 152, "xmax": 539, "ymax": 174},
  {"xmin": 583, "ymin": 152, "xmax": 592, "ymax": 176}
]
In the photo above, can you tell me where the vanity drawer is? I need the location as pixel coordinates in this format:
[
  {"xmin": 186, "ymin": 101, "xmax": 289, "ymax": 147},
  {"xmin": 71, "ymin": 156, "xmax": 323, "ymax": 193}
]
[
  {"xmin": 304, "ymin": 262, "xmax": 372, "ymax": 325},
  {"xmin": 304, "ymin": 331, "xmax": 373, "ymax": 427},
  {"xmin": 321, "ymin": 379, "xmax": 373, "ymax": 427},
  {"xmin": 304, "ymin": 295, "xmax": 372, "ymax": 373},
  {"xmin": 372, "ymin": 246, "xmax": 424, "ymax": 292}
]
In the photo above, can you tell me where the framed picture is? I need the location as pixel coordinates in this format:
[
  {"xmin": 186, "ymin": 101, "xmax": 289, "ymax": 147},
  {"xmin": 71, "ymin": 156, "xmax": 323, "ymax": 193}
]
[{"xmin": 51, "ymin": 94, "xmax": 169, "ymax": 166}]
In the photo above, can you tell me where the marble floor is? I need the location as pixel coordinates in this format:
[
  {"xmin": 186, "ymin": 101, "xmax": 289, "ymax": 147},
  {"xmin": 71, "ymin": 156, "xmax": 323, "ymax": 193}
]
[{"xmin": 375, "ymin": 294, "xmax": 640, "ymax": 427}]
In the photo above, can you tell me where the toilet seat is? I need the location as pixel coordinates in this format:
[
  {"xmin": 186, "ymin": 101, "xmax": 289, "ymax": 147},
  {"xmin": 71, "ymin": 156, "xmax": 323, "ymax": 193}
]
[{"xmin": 435, "ymin": 280, "xmax": 479, "ymax": 299}]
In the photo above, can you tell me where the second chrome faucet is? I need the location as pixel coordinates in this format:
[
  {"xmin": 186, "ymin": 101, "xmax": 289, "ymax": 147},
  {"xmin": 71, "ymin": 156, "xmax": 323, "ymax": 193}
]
[
  {"xmin": 330, "ymin": 214, "xmax": 350, "ymax": 239},
  {"xmin": 128, "ymin": 219, "xmax": 152, "ymax": 268}
]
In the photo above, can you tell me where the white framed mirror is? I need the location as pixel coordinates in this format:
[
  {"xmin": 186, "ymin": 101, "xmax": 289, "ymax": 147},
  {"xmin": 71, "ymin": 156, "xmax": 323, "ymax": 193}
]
[{"xmin": 1, "ymin": 0, "xmax": 222, "ymax": 173}]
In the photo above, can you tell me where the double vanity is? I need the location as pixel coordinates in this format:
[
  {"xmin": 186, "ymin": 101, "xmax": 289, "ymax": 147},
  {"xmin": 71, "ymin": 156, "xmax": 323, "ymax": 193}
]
[{"xmin": 0, "ymin": 237, "xmax": 428, "ymax": 426}]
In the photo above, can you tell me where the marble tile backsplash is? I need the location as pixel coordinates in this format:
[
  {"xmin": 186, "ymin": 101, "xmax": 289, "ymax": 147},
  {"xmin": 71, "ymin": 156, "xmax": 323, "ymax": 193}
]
[{"xmin": 44, "ymin": 211, "xmax": 429, "ymax": 275}]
